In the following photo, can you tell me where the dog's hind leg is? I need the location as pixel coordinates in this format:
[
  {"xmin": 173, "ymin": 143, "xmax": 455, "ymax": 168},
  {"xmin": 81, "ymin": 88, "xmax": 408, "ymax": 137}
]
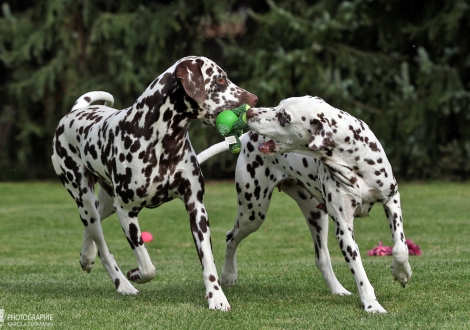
[
  {"xmin": 281, "ymin": 184, "xmax": 351, "ymax": 295},
  {"xmin": 114, "ymin": 205, "xmax": 156, "ymax": 285},
  {"xmin": 79, "ymin": 191, "xmax": 139, "ymax": 295},
  {"xmin": 325, "ymin": 187, "xmax": 386, "ymax": 313},
  {"xmin": 79, "ymin": 186, "xmax": 115, "ymax": 273},
  {"xmin": 52, "ymin": 151, "xmax": 138, "ymax": 294},
  {"xmin": 383, "ymin": 192, "xmax": 412, "ymax": 287}
]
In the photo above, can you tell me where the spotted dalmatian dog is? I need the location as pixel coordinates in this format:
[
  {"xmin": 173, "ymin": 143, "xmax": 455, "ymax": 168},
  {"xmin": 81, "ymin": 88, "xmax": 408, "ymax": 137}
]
[
  {"xmin": 51, "ymin": 56, "xmax": 257, "ymax": 311},
  {"xmin": 198, "ymin": 95, "xmax": 411, "ymax": 313},
  {"xmin": 243, "ymin": 96, "xmax": 412, "ymax": 312},
  {"xmin": 198, "ymin": 133, "xmax": 353, "ymax": 296}
]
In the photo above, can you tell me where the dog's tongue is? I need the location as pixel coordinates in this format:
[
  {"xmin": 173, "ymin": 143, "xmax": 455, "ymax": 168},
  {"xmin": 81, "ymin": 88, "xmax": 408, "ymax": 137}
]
[{"xmin": 258, "ymin": 140, "xmax": 276, "ymax": 154}]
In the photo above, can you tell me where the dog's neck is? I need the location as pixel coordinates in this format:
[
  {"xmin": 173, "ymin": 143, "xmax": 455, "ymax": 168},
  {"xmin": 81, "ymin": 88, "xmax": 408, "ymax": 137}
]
[{"xmin": 120, "ymin": 71, "xmax": 199, "ymax": 141}]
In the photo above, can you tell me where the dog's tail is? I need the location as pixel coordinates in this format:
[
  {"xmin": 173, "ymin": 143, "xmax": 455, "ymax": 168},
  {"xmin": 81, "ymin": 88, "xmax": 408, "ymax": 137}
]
[
  {"xmin": 71, "ymin": 91, "xmax": 114, "ymax": 111},
  {"xmin": 197, "ymin": 133, "xmax": 248, "ymax": 164},
  {"xmin": 197, "ymin": 141, "xmax": 230, "ymax": 164}
]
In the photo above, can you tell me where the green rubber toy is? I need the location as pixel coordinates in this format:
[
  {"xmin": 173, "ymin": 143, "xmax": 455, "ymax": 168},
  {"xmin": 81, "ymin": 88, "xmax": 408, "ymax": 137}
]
[{"xmin": 215, "ymin": 104, "xmax": 250, "ymax": 153}]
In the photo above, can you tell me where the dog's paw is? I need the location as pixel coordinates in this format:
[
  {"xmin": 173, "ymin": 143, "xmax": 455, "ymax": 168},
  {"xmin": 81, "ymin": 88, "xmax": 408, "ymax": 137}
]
[
  {"xmin": 221, "ymin": 270, "xmax": 237, "ymax": 286},
  {"xmin": 326, "ymin": 278, "xmax": 351, "ymax": 295},
  {"xmin": 391, "ymin": 259, "xmax": 412, "ymax": 287},
  {"xmin": 79, "ymin": 259, "xmax": 95, "ymax": 273},
  {"xmin": 331, "ymin": 286, "xmax": 352, "ymax": 296},
  {"xmin": 127, "ymin": 266, "xmax": 156, "ymax": 284},
  {"xmin": 79, "ymin": 238, "xmax": 97, "ymax": 273},
  {"xmin": 116, "ymin": 278, "xmax": 139, "ymax": 295},
  {"xmin": 363, "ymin": 300, "xmax": 387, "ymax": 313},
  {"xmin": 206, "ymin": 291, "xmax": 231, "ymax": 311}
]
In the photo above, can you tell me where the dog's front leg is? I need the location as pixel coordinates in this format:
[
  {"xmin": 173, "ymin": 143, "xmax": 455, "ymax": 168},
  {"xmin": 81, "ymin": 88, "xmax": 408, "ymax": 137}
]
[
  {"xmin": 383, "ymin": 192, "xmax": 412, "ymax": 287},
  {"xmin": 185, "ymin": 198, "xmax": 231, "ymax": 311},
  {"xmin": 327, "ymin": 191, "xmax": 387, "ymax": 313},
  {"xmin": 222, "ymin": 164, "xmax": 275, "ymax": 287},
  {"xmin": 281, "ymin": 184, "xmax": 351, "ymax": 295},
  {"xmin": 222, "ymin": 191, "xmax": 269, "ymax": 287}
]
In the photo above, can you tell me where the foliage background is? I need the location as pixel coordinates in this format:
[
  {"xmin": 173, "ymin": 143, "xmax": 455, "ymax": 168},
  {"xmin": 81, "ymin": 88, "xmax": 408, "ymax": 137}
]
[{"xmin": 0, "ymin": 0, "xmax": 469, "ymax": 181}]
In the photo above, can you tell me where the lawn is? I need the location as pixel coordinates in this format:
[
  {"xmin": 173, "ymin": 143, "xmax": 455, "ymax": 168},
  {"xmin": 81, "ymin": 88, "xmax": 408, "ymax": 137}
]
[{"xmin": 0, "ymin": 181, "xmax": 469, "ymax": 329}]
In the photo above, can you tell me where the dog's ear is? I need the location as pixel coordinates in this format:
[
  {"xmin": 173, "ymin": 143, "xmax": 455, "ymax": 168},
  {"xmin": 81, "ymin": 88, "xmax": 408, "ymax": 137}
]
[
  {"xmin": 175, "ymin": 60, "xmax": 206, "ymax": 103},
  {"xmin": 308, "ymin": 119, "xmax": 335, "ymax": 150}
]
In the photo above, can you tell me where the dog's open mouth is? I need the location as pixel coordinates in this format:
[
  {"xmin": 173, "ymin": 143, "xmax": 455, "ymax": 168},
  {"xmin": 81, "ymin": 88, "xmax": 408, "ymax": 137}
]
[{"xmin": 258, "ymin": 140, "xmax": 277, "ymax": 154}]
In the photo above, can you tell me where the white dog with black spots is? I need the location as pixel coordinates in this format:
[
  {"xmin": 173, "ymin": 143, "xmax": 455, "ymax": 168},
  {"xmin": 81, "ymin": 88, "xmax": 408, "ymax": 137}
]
[
  {"xmin": 51, "ymin": 56, "xmax": 258, "ymax": 311},
  {"xmin": 198, "ymin": 95, "xmax": 411, "ymax": 313}
]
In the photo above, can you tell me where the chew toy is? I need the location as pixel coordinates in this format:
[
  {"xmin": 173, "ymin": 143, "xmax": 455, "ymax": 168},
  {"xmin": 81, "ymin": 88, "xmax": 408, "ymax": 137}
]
[
  {"xmin": 367, "ymin": 239, "xmax": 422, "ymax": 256},
  {"xmin": 141, "ymin": 231, "xmax": 153, "ymax": 243},
  {"xmin": 215, "ymin": 104, "xmax": 250, "ymax": 153}
]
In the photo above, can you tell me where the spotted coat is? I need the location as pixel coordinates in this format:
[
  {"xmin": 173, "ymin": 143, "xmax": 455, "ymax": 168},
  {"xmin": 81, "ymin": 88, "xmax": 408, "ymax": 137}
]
[
  {"xmin": 51, "ymin": 56, "xmax": 257, "ymax": 311},
  {"xmin": 200, "ymin": 95, "xmax": 411, "ymax": 313}
]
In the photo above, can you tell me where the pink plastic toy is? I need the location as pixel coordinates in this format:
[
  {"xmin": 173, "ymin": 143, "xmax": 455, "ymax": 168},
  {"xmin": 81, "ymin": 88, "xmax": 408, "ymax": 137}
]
[
  {"xmin": 368, "ymin": 239, "xmax": 421, "ymax": 256},
  {"xmin": 142, "ymin": 231, "xmax": 153, "ymax": 243}
]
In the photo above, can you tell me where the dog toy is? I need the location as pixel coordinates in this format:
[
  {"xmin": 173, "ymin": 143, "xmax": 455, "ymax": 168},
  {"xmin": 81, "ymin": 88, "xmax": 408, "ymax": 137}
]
[
  {"xmin": 367, "ymin": 239, "xmax": 422, "ymax": 256},
  {"xmin": 142, "ymin": 231, "xmax": 153, "ymax": 243},
  {"xmin": 215, "ymin": 104, "xmax": 250, "ymax": 153}
]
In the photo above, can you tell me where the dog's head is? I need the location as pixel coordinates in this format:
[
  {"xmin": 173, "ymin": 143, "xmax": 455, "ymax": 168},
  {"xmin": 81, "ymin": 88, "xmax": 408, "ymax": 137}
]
[
  {"xmin": 246, "ymin": 96, "xmax": 339, "ymax": 155},
  {"xmin": 174, "ymin": 56, "xmax": 258, "ymax": 125}
]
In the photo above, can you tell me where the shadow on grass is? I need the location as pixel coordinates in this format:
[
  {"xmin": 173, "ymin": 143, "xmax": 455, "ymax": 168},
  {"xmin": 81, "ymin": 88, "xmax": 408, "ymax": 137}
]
[{"xmin": 0, "ymin": 264, "xmax": 363, "ymax": 311}]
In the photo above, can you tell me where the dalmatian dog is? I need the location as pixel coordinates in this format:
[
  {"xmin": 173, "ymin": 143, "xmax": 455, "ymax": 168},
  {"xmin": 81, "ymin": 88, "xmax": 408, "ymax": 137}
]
[
  {"xmin": 198, "ymin": 96, "xmax": 412, "ymax": 312},
  {"xmin": 51, "ymin": 56, "xmax": 258, "ymax": 311},
  {"xmin": 198, "ymin": 133, "xmax": 353, "ymax": 298},
  {"xmin": 238, "ymin": 95, "xmax": 412, "ymax": 313}
]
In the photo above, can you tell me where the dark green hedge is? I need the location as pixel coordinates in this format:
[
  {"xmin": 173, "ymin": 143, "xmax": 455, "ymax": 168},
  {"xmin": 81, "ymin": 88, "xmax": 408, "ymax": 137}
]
[{"xmin": 1, "ymin": 0, "xmax": 469, "ymax": 181}]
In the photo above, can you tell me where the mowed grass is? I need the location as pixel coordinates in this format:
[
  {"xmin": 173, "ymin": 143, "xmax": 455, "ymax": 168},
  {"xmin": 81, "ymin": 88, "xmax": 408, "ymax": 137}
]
[{"xmin": 0, "ymin": 181, "xmax": 469, "ymax": 329}]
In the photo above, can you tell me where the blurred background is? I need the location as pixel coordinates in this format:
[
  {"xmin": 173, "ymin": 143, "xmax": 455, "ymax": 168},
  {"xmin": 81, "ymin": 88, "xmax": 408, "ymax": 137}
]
[{"xmin": 0, "ymin": 0, "xmax": 469, "ymax": 181}]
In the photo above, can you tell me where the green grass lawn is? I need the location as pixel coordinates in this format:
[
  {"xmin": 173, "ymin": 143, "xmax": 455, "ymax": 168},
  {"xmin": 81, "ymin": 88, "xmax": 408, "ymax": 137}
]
[{"xmin": 0, "ymin": 181, "xmax": 469, "ymax": 329}]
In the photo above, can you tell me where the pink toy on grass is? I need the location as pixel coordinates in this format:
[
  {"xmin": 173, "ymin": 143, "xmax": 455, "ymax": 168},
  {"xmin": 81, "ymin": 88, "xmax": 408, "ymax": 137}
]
[
  {"xmin": 368, "ymin": 239, "xmax": 421, "ymax": 256},
  {"xmin": 142, "ymin": 231, "xmax": 153, "ymax": 243}
]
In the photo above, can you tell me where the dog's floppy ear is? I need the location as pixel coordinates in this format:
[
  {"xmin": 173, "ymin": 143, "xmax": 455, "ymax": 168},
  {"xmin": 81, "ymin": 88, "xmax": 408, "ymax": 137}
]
[
  {"xmin": 175, "ymin": 59, "xmax": 206, "ymax": 103},
  {"xmin": 308, "ymin": 119, "xmax": 335, "ymax": 150}
]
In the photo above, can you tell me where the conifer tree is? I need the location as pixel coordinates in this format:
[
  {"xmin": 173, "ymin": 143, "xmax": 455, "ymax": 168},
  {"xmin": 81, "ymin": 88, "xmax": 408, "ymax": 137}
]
[{"xmin": 1, "ymin": 0, "xmax": 469, "ymax": 180}]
